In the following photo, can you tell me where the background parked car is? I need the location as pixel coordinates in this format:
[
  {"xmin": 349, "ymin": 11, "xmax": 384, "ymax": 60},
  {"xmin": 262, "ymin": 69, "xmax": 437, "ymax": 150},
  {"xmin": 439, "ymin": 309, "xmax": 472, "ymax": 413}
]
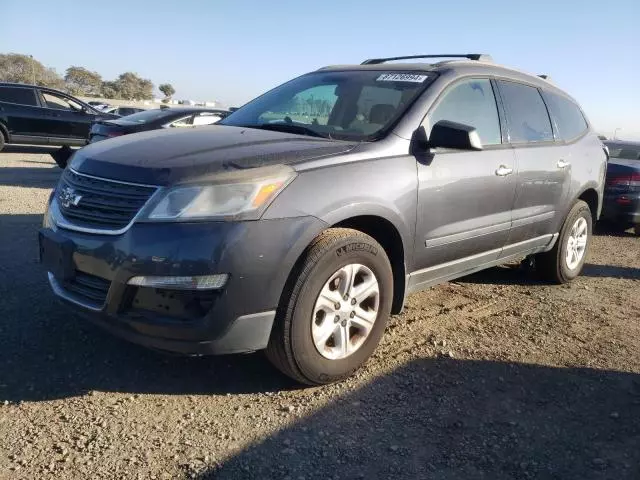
[
  {"xmin": 87, "ymin": 101, "xmax": 111, "ymax": 110},
  {"xmin": 0, "ymin": 82, "xmax": 118, "ymax": 153},
  {"xmin": 88, "ymin": 107, "xmax": 230, "ymax": 143},
  {"xmin": 103, "ymin": 106, "xmax": 145, "ymax": 117},
  {"xmin": 602, "ymin": 140, "xmax": 640, "ymax": 234}
]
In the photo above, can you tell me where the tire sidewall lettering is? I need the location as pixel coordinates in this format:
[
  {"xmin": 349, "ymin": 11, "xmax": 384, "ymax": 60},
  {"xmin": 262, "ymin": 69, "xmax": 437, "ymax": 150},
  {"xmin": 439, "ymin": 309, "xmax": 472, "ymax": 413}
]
[{"xmin": 336, "ymin": 242, "xmax": 378, "ymax": 258}]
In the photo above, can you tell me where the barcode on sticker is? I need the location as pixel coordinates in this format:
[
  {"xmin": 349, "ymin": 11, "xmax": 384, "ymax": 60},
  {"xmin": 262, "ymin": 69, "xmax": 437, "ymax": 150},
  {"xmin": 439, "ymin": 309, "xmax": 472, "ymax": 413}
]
[{"xmin": 376, "ymin": 73, "xmax": 428, "ymax": 83}]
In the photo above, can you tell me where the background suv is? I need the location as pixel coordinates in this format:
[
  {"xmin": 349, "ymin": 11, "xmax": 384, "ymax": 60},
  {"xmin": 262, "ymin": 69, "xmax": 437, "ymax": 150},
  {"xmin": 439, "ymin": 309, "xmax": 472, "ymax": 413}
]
[
  {"xmin": 0, "ymin": 82, "xmax": 117, "ymax": 152},
  {"xmin": 40, "ymin": 54, "xmax": 607, "ymax": 385}
]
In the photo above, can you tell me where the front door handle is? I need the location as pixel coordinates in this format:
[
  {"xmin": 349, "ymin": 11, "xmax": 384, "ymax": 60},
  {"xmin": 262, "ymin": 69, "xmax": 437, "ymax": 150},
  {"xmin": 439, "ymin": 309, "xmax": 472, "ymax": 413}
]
[
  {"xmin": 557, "ymin": 159, "xmax": 571, "ymax": 169},
  {"xmin": 495, "ymin": 165, "xmax": 513, "ymax": 176}
]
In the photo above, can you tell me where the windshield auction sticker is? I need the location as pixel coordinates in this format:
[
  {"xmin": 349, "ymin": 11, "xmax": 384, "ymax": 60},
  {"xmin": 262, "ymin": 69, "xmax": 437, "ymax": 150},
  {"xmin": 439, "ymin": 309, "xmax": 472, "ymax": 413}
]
[{"xmin": 376, "ymin": 73, "xmax": 429, "ymax": 83}]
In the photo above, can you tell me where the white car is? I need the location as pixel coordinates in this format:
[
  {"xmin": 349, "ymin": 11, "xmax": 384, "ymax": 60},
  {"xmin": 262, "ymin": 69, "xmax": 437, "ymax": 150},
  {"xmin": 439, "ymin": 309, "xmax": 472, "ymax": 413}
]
[{"xmin": 103, "ymin": 106, "xmax": 146, "ymax": 117}]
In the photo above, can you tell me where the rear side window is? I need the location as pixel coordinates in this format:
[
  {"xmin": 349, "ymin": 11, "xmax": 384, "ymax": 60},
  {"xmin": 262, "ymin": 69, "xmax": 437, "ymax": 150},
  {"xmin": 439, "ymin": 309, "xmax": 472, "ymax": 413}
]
[
  {"xmin": 498, "ymin": 81, "xmax": 553, "ymax": 143},
  {"xmin": 543, "ymin": 91, "xmax": 588, "ymax": 140},
  {"xmin": 0, "ymin": 86, "xmax": 37, "ymax": 106},
  {"xmin": 427, "ymin": 79, "xmax": 501, "ymax": 145}
]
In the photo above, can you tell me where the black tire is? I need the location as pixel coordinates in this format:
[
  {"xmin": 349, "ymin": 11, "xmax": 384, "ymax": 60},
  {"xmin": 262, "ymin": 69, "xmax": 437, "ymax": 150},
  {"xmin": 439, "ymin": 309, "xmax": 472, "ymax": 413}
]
[
  {"xmin": 634, "ymin": 225, "xmax": 640, "ymax": 236},
  {"xmin": 535, "ymin": 200, "xmax": 592, "ymax": 283},
  {"xmin": 0, "ymin": 128, "xmax": 6, "ymax": 153},
  {"xmin": 266, "ymin": 228, "xmax": 393, "ymax": 385},
  {"xmin": 51, "ymin": 146, "xmax": 73, "ymax": 169}
]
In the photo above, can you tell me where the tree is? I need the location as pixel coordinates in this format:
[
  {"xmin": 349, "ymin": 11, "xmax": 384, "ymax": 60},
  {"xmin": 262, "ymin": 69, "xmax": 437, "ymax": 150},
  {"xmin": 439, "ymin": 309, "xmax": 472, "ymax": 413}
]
[
  {"xmin": 100, "ymin": 81, "xmax": 119, "ymax": 99},
  {"xmin": 0, "ymin": 53, "xmax": 64, "ymax": 89},
  {"xmin": 103, "ymin": 72, "xmax": 154, "ymax": 100},
  {"xmin": 159, "ymin": 83, "xmax": 175, "ymax": 101},
  {"xmin": 64, "ymin": 66, "xmax": 102, "ymax": 96}
]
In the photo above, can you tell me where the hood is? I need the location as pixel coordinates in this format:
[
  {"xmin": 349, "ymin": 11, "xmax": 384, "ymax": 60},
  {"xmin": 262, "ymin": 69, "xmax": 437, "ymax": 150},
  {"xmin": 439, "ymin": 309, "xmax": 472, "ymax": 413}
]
[{"xmin": 71, "ymin": 125, "xmax": 358, "ymax": 185}]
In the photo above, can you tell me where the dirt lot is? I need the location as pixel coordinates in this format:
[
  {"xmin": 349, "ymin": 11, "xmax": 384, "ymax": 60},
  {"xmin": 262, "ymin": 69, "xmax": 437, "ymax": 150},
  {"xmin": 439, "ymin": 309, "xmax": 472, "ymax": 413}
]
[{"xmin": 1, "ymin": 147, "xmax": 639, "ymax": 480}]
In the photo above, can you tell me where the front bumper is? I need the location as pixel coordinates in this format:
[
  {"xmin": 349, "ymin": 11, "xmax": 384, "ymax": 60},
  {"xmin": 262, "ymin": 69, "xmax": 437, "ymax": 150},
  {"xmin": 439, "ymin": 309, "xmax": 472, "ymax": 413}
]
[
  {"xmin": 601, "ymin": 192, "xmax": 640, "ymax": 226},
  {"xmin": 42, "ymin": 208, "xmax": 327, "ymax": 355}
]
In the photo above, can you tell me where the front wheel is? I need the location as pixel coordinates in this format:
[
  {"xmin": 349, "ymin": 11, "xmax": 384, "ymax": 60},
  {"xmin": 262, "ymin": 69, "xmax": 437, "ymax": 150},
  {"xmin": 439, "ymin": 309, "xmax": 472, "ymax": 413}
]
[
  {"xmin": 266, "ymin": 228, "xmax": 393, "ymax": 385},
  {"xmin": 535, "ymin": 200, "xmax": 592, "ymax": 283}
]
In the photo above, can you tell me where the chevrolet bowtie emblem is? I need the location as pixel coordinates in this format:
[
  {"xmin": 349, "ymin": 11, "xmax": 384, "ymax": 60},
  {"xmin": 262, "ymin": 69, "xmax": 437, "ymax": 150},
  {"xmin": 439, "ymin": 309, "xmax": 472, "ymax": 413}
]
[{"xmin": 59, "ymin": 186, "xmax": 83, "ymax": 208}]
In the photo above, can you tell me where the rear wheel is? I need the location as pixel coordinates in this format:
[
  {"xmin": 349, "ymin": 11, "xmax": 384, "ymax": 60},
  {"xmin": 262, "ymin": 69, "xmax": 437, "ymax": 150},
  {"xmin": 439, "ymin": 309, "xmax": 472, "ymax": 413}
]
[
  {"xmin": 0, "ymin": 128, "xmax": 6, "ymax": 152},
  {"xmin": 266, "ymin": 228, "xmax": 393, "ymax": 385},
  {"xmin": 536, "ymin": 200, "xmax": 592, "ymax": 283}
]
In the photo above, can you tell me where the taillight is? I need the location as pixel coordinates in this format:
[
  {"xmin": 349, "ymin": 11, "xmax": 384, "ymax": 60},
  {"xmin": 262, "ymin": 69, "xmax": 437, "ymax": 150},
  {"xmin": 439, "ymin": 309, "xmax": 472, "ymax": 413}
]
[
  {"xmin": 606, "ymin": 173, "xmax": 640, "ymax": 188},
  {"xmin": 616, "ymin": 196, "xmax": 631, "ymax": 205}
]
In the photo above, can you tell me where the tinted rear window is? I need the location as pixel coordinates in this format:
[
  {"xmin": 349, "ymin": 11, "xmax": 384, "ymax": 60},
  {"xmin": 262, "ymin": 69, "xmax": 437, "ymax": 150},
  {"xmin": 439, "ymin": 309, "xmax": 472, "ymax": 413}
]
[
  {"xmin": 543, "ymin": 91, "xmax": 588, "ymax": 140},
  {"xmin": 606, "ymin": 145, "xmax": 640, "ymax": 160},
  {"xmin": 498, "ymin": 81, "xmax": 553, "ymax": 143},
  {"xmin": 116, "ymin": 109, "xmax": 176, "ymax": 124},
  {"xmin": 0, "ymin": 86, "xmax": 37, "ymax": 106}
]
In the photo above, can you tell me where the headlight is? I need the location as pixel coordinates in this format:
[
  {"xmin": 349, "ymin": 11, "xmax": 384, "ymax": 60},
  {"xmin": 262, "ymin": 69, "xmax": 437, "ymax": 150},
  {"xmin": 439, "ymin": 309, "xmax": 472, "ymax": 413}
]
[{"xmin": 139, "ymin": 165, "xmax": 295, "ymax": 221}]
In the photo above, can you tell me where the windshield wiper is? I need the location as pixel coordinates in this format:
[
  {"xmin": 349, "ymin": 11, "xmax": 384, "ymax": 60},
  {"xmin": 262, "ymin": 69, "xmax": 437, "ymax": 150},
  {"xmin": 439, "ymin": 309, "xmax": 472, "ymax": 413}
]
[{"xmin": 239, "ymin": 123, "xmax": 331, "ymax": 139}]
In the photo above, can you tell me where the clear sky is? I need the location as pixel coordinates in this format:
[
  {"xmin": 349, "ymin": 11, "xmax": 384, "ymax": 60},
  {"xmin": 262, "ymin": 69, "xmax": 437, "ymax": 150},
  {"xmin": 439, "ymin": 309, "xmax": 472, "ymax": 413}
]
[{"xmin": 2, "ymin": 0, "xmax": 639, "ymax": 139}]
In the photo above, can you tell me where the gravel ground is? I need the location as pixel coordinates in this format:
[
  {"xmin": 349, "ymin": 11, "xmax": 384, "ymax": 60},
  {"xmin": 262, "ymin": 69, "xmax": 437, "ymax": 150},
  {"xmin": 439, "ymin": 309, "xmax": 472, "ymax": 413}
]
[{"xmin": 1, "ymin": 147, "xmax": 639, "ymax": 480}]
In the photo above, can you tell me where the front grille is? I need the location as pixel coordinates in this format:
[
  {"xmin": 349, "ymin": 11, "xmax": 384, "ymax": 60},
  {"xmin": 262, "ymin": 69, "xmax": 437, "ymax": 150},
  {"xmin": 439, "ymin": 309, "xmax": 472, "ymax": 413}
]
[
  {"xmin": 62, "ymin": 271, "xmax": 111, "ymax": 306},
  {"xmin": 57, "ymin": 169, "xmax": 157, "ymax": 231}
]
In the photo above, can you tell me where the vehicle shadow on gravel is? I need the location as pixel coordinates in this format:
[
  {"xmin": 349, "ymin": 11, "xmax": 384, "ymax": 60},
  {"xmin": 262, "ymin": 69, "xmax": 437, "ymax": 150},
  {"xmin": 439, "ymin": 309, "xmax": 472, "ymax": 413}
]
[
  {"xmin": 203, "ymin": 358, "xmax": 640, "ymax": 480},
  {"xmin": 462, "ymin": 261, "xmax": 640, "ymax": 285},
  {"xmin": 594, "ymin": 223, "xmax": 637, "ymax": 238},
  {"xmin": 458, "ymin": 264, "xmax": 547, "ymax": 286},
  {"xmin": 582, "ymin": 263, "xmax": 640, "ymax": 280},
  {"xmin": 0, "ymin": 305, "xmax": 296, "ymax": 402},
  {"xmin": 1, "ymin": 145, "xmax": 61, "ymax": 155},
  {"xmin": 0, "ymin": 166, "xmax": 61, "ymax": 189},
  {"xmin": 0, "ymin": 214, "xmax": 297, "ymax": 403}
]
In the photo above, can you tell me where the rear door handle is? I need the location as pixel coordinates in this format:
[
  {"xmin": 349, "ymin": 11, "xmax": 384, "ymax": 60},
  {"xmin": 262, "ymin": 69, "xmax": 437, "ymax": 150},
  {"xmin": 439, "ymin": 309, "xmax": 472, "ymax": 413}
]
[
  {"xmin": 557, "ymin": 159, "xmax": 571, "ymax": 169},
  {"xmin": 495, "ymin": 165, "xmax": 513, "ymax": 176}
]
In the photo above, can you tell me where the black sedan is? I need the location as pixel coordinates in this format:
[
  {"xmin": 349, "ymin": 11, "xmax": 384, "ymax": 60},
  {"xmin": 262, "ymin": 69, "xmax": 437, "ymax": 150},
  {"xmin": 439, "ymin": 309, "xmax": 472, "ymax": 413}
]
[
  {"xmin": 602, "ymin": 140, "xmax": 640, "ymax": 234},
  {"xmin": 88, "ymin": 107, "xmax": 230, "ymax": 143}
]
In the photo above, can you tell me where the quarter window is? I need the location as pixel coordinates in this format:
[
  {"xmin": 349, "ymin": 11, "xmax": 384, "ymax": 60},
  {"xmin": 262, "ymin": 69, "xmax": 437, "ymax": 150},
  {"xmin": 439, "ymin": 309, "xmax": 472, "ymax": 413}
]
[
  {"xmin": 498, "ymin": 81, "xmax": 553, "ymax": 143},
  {"xmin": 543, "ymin": 91, "xmax": 588, "ymax": 141},
  {"xmin": 170, "ymin": 115, "xmax": 195, "ymax": 127},
  {"xmin": 427, "ymin": 79, "xmax": 501, "ymax": 145},
  {"xmin": 0, "ymin": 86, "xmax": 37, "ymax": 106}
]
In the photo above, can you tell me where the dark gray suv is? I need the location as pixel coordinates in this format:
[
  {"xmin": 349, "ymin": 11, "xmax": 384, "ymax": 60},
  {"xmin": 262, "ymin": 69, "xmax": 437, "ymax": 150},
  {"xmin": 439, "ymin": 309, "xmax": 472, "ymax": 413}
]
[{"xmin": 40, "ymin": 54, "xmax": 607, "ymax": 384}]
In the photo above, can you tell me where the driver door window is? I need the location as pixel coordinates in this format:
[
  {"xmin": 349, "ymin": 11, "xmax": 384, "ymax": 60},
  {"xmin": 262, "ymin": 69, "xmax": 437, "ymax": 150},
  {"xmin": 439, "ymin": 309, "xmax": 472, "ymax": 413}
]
[
  {"xmin": 41, "ymin": 92, "xmax": 81, "ymax": 111},
  {"xmin": 258, "ymin": 85, "xmax": 338, "ymax": 126},
  {"xmin": 426, "ymin": 79, "xmax": 502, "ymax": 146}
]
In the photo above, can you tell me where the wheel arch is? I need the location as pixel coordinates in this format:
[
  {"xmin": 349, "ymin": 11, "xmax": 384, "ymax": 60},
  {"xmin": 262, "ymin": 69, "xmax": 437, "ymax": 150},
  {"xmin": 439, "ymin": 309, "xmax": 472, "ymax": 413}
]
[
  {"xmin": 330, "ymin": 215, "xmax": 407, "ymax": 314},
  {"xmin": 278, "ymin": 207, "xmax": 410, "ymax": 315},
  {"xmin": 576, "ymin": 186, "xmax": 600, "ymax": 225}
]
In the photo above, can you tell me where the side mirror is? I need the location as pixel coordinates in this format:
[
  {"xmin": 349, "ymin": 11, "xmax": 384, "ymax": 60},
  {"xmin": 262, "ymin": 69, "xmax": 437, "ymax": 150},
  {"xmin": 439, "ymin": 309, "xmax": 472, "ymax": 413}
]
[{"xmin": 427, "ymin": 120, "xmax": 483, "ymax": 151}]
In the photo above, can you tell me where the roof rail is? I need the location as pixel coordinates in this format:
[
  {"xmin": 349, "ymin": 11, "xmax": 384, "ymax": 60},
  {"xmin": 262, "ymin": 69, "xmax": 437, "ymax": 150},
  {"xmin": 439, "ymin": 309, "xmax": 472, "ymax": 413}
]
[{"xmin": 361, "ymin": 54, "xmax": 493, "ymax": 65}]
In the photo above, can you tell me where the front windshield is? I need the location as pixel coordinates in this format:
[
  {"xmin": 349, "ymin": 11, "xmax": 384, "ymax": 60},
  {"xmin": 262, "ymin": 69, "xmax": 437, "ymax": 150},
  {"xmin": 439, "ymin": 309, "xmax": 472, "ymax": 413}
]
[{"xmin": 220, "ymin": 70, "xmax": 435, "ymax": 141}]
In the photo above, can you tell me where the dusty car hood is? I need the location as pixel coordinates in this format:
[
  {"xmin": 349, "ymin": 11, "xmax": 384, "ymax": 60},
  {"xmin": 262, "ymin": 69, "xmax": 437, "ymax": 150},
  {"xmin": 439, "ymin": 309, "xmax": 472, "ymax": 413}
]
[{"xmin": 71, "ymin": 126, "xmax": 358, "ymax": 185}]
